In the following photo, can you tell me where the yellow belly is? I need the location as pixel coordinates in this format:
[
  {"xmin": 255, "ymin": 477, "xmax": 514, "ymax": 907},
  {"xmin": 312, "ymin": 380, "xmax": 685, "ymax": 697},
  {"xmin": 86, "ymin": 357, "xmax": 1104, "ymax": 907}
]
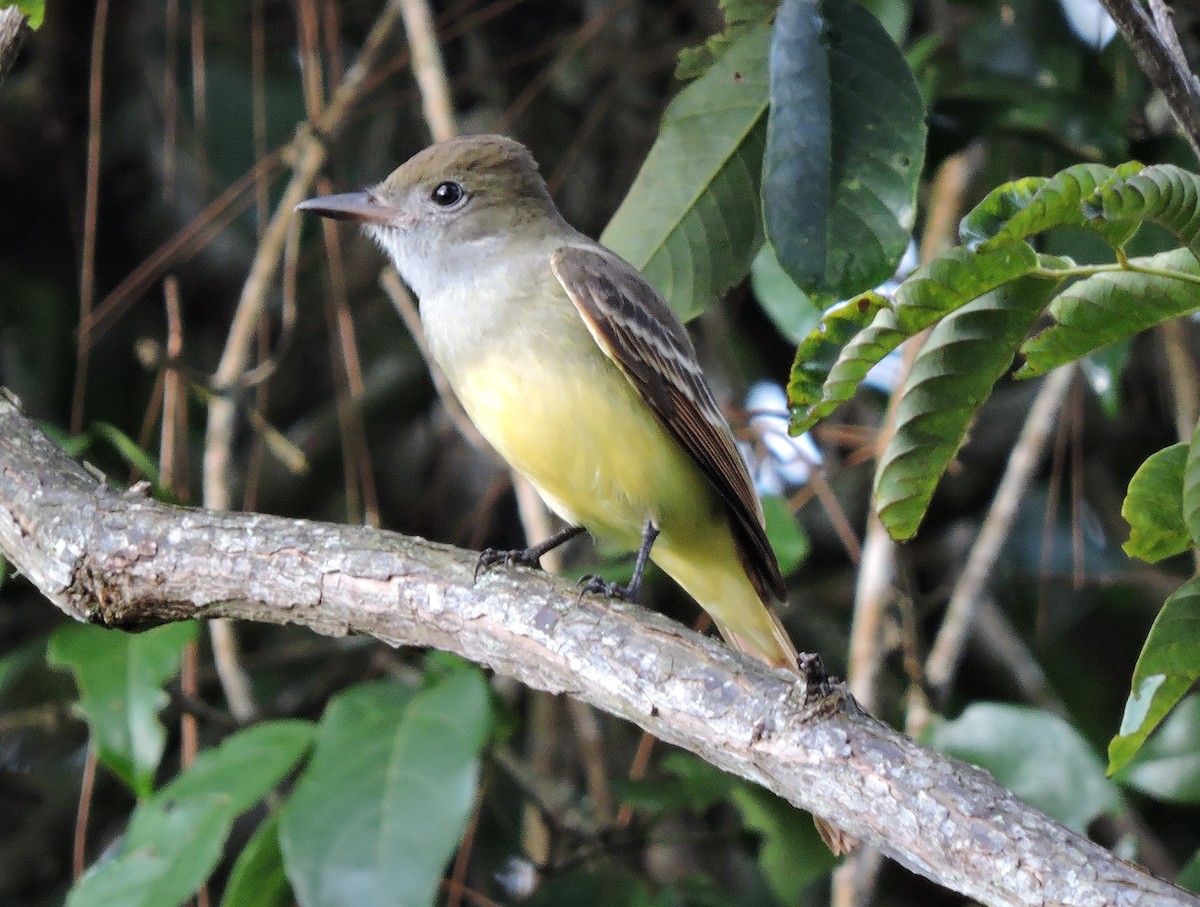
[
  {"xmin": 449, "ymin": 338, "xmax": 797, "ymax": 669},
  {"xmin": 453, "ymin": 345, "xmax": 712, "ymax": 547}
]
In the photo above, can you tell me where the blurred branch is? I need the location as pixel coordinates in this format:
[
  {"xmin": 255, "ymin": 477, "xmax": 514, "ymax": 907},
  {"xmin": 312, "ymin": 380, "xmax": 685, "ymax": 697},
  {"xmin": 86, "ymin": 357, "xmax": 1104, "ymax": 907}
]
[
  {"xmin": 2, "ymin": 397, "xmax": 1196, "ymax": 907},
  {"xmin": 0, "ymin": 6, "xmax": 29, "ymax": 84},
  {"xmin": 1100, "ymin": 0, "xmax": 1200, "ymax": 161}
]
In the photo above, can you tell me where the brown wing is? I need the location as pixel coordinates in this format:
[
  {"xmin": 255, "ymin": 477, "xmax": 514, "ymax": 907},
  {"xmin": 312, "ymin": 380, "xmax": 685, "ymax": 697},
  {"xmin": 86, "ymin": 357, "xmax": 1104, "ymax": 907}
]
[{"xmin": 551, "ymin": 244, "xmax": 786, "ymax": 603}]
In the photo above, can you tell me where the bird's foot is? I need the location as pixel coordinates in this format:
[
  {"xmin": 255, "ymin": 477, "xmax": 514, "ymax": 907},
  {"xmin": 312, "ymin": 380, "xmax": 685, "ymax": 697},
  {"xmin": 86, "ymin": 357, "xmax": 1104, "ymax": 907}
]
[
  {"xmin": 577, "ymin": 573, "xmax": 637, "ymax": 602},
  {"xmin": 475, "ymin": 546, "xmax": 545, "ymax": 582}
]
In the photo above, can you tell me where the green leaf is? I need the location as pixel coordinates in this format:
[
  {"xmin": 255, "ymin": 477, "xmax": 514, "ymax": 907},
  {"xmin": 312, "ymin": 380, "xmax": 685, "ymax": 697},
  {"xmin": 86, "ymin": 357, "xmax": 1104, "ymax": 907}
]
[
  {"xmin": 875, "ymin": 278, "xmax": 1052, "ymax": 540},
  {"xmin": 1085, "ymin": 164, "xmax": 1200, "ymax": 257},
  {"xmin": 764, "ymin": 0, "xmax": 925, "ymax": 298},
  {"xmin": 928, "ymin": 703, "xmax": 1120, "ymax": 833},
  {"xmin": 749, "ymin": 244, "xmax": 822, "ymax": 343},
  {"xmin": 14, "ymin": 1, "xmax": 44, "ymax": 29},
  {"xmin": 730, "ymin": 784, "xmax": 838, "ymax": 901},
  {"xmin": 788, "ymin": 242, "xmax": 1039, "ymax": 433},
  {"xmin": 959, "ymin": 176, "xmax": 1046, "ymax": 250},
  {"xmin": 602, "ymin": 26, "xmax": 770, "ymax": 321},
  {"xmin": 675, "ymin": 0, "xmax": 777, "ymax": 82},
  {"xmin": 1109, "ymin": 576, "xmax": 1200, "ymax": 774},
  {"xmin": 1179, "ymin": 849, "xmax": 1200, "ymax": 894},
  {"xmin": 67, "ymin": 721, "xmax": 312, "ymax": 907},
  {"xmin": 280, "ymin": 669, "xmax": 492, "ymax": 907},
  {"xmin": 48, "ymin": 622, "xmax": 197, "ymax": 797},
  {"xmin": 67, "ymin": 794, "xmax": 232, "ymax": 907},
  {"xmin": 92, "ymin": 422, "xmax": 162, "ymax": 489},
  {"xmin": 966, "ymin": 162, "xmax": 1143, "ymax": 252},
  {"xmin": 762, "ymin": 494, "xmax": 810, "ymax": 575},
  {"xmin": 158, "ymin": 720, "xmax": 314, "ymax": 813},
  {"xmin": 787, "ymin": 292, "xmax": 890, "ymax": 433},
  {"xmin": 615, "ymin": 751, "xmax": 736, "ymax": 816},
  {"xmin": 1116, "ymin": 696, "xmax": 1200, "ymax": 804},
  {"xmin": 1185, "ymin": 418, "xmax": 1200, "ymax": 548},
  {"xmin": 1019, "ymin": 248, "xmax": 1200, "ymax": 378},
  {"xmin": 1122, "ymin": 443, "xmax": 1190, "ymax": 563},
  {"xmin": 222, "ymin": 814, "xmax": 292, "ymax": 907}
]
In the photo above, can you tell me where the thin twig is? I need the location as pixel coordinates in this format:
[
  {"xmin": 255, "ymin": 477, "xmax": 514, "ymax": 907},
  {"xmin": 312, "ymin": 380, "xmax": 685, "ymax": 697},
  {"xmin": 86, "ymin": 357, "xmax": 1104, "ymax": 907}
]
[
  {"xmin": 71, "ymin": 0, "xmax": 110, "ymax": 435},
  {"xmin": 915, "ymin": 366, "xmax": 1075, "ymax": 729},
  {"xmin": 72, "ymin": 744, "xmax": 98, "ymax": 880},
  {"xmin": 400, "ymin": 0, "xmax": 456, "ymax": 142}
]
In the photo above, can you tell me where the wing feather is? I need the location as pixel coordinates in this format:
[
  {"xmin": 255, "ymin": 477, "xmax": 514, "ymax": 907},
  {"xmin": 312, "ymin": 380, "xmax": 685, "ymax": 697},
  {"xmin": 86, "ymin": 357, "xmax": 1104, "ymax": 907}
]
[{"xmin": 551, "ymin": 244, "xmax": 786, "ymax": 603}]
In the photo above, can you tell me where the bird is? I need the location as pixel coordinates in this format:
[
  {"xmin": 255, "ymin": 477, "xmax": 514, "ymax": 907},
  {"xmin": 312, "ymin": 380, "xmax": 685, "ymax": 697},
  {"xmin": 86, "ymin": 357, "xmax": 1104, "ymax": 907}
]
[{"xmin": 296, "ymin": 134, "xmax": 799, "ymax": 671}]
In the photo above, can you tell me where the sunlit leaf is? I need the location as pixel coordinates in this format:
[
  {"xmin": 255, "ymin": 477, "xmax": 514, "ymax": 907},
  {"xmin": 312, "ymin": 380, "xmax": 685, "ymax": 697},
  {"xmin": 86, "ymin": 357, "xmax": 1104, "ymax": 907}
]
[
  {"xmin": 1085, "ymin": 164, "xmax": 1200, "ymax": 257},
  {"xmin": 48, "ymin": 622, "xmax": 197, "ymax": 797},
  {"xmin": 1116, "ymin": 696, "xmax": 1200, "ymax": 804},
  {"xmin": 1019, "ymin": 248, "xmax": 1200, "ymax": 377},
  {"xmin": 968, "ymin": 162, "xmax": 1143, "ymax": 252},
  {"xmin": 1122, "ymin": 443, "xmax": 1190, "ymax": 563},
  {"xmin": 876, "ymin": 278, "xmax": 1053, "ymax": 540},
  {"xmin": 788, "ymin": 242, "xmax": 1039, "ymax": 433},
  {"xmin": 1109, "ymin": 577, "xmax": 1200, "ymax": 774}
]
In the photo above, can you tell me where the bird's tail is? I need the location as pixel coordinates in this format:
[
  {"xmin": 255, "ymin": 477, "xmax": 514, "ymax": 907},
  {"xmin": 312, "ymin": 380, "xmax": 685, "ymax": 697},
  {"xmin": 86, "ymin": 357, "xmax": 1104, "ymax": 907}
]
[{"xmin": 713, "ymin": 605, "xmax": 799, "ymax": 672}]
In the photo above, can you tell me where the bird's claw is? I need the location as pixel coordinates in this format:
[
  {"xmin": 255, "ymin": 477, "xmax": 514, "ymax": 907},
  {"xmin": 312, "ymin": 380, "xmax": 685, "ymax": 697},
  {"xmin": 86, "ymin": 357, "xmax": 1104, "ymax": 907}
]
[
  {"xmin": 475, "ymin": 546, "xmax": 544, "ymax": 582},
  {"xmin": 577, "ymin": 573, "xmax": 635, "ymax": 602}
]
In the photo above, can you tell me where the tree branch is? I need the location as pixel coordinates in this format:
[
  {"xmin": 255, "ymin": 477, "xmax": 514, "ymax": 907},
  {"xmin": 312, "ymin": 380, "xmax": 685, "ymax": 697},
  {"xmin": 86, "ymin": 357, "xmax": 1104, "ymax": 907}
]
[
  {"xmin": 1100, "ymin": 0, "xmax": 1200, "ymax": 161},
  {"xmin": 0, "ymin": 393, "xmax": 1194, "ymax": 907}
]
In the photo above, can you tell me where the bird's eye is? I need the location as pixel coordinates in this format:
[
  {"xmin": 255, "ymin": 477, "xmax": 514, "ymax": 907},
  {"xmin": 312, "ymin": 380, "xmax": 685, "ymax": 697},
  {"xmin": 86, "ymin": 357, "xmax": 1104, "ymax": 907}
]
[{"xmin": 431, "ymin": 181, "xmax": 465, "ymax": 207}]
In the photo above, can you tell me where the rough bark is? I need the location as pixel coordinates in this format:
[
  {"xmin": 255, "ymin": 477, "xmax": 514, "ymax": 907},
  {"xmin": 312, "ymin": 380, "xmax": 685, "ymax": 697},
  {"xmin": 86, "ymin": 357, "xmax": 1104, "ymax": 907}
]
[
  {"xmin": 0, "ymin": 393, "xmax": 1194, "ymax": 907},
  {"xmin": 0, "ymin": 7, "xmax": 29, "ymax": 85}
]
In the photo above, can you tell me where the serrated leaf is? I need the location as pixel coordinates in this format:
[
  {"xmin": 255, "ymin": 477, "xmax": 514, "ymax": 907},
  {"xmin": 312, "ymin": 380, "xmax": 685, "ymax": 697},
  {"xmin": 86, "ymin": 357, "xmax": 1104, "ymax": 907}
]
[
  {"xmin": 929, "ymin": 703, "xmax": 1120, "ymax": 833},
  {"xmin": 788, "ymin": 292, "xmax": 890, "ymax": 432},
  {"xmin": 1085, "ymin": 164, "xmax": 1200, "ymax": 257},
  {"xmin": 971, "ymin": 162, "xmax": 1144, "ymax": 252},
  {"xmin": 788, "ymin": 242, "xmax": 1039, "ymax": 433},
  {"xmin": 875, "ymin": 278, "xmax": 1052, "ymax": 540},
  {"xmin": 1020, "ymin": 248, "xmax": 1200, "ymax": 378},
  {"xmin": 1123, "ymin": 443, "xmax": 1190, "ymax": 563},
  {"xmin": 602, "ymin": 26, "xmax": 770, "ymax": 321},
  {"xmin": 47, "ymin": 622, "xmax": 197, "ymax": 797},
  {"xmin": 222, "ymin": 814, "xmax": 291, "ymax": 907},
  {"xmin": 959, "ymin": 176, "xmax": 1046, "ymax": 250},
  {"xmin": 67, "ymin": 794, "xmax": 232, "ymax": 907},
  {"xmin": 280, "ymin": 669, "xmax": 492, "ymax": 907},
  {"xmin": 764, "ymin": 0, "xmax": 925, "ymax": 298},
  {"xmin": 1109, "ymin": 577, "xmax": 1200, "ymax": 774},
  {"xmin": 1116, "ymin": 696, "xmax": 1200, "ymax": 804},
  {"xmin": 730, "ymin": 784, "xmax": 838, "ymax": 901}
]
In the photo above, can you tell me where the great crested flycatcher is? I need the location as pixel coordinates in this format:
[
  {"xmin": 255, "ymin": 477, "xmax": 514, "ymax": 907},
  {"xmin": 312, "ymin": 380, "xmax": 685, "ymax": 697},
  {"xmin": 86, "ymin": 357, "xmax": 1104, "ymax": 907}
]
[{"xmin": 297, "ymin": 134, "xmax": 799, "ymax": 670}]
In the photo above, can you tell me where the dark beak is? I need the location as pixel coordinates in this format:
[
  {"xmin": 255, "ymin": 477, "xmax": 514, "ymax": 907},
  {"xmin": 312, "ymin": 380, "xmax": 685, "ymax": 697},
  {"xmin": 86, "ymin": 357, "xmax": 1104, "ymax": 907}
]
[{"xmin": 295, "ymin": 191, "xmax": 398, "ymax": 225}]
